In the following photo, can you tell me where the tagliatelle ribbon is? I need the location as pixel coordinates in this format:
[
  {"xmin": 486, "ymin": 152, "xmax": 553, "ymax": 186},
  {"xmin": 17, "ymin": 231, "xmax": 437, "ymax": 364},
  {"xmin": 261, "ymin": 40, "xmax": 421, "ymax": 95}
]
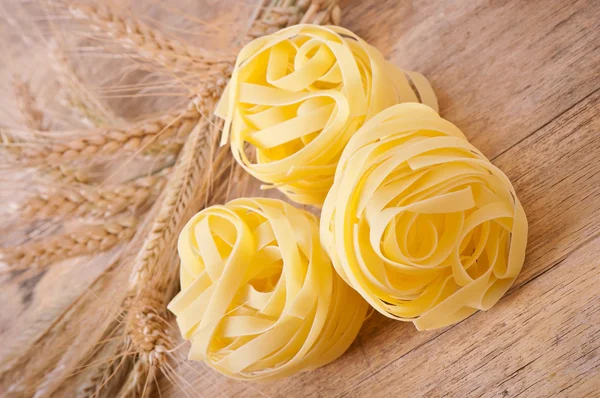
[
  {"xmin": 168, "ymin": 198, "xmax": 368, "ymax": 380},
  {"xmin": 320, "ymin": 103, "xmax": 528, "ymax": 331},
  {"xmin": 216, "ymin": 24, "xmax": 438, "ymax": 206}
]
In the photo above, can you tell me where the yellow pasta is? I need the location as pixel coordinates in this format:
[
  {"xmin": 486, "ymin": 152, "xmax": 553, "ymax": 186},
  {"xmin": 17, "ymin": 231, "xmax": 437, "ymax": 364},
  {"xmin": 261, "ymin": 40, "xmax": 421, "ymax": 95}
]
[
  {"xmin": 168, "ymin": 197, "xmax": 368, "ymax": 380},
  {"xmin": 216, "ymin": 24, "xmax": 438, "ymax": 206},
  {"xmin": 320, "ymin": 103, "xmax": 528, "ymax": 331}
]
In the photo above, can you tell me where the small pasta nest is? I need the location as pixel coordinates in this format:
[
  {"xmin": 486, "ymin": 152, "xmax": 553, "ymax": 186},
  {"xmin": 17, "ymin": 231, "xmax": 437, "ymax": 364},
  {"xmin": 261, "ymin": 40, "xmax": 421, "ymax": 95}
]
[
  {"xmin": 320, "ymin": 103, "xmax": 528, "ymax": 331},
  {"xmin": 217, "ymin": 25, "xmax": 437, "ymax": 206},
  {"xmin": 168, "ymin": 197, "xmax": 368, "ymax": 380}
]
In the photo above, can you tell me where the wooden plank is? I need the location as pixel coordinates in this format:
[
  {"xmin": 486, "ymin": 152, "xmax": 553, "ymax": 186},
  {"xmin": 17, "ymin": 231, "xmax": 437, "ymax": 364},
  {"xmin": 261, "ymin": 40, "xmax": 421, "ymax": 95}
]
[
  {"xmin": 160, "ymin": 1, "xmax": 600, "ymax": 396},
  {"xmin": 492, "ymin": 89, "xmax": 600, "ymax": 286},
  {"xmin": 162, "ymin": 79, "xmax": 600, "ymax": 398},
  {"xmin": 345, "ymin": 236, "xmax": 600, "ymax": 398},
  {"xmin": 343, "ymin": 0, "xmax": 600, "ymax": 159}
]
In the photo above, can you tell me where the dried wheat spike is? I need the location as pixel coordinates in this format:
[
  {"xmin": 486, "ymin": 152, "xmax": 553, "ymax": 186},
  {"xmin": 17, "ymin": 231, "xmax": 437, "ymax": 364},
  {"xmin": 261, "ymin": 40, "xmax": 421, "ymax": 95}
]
[
  {"xmin": 128, "ymin": 120, "xmax": 209, "ymax": 292},
  {"xmin": 119, "ymin": 288, "xmax": 178, "ymax": 397},
  {"xmin": 21, "ymin": 171, "xmax": 168, "ymax": 220},
  {"xmin": 127, "ymin": 289, "xmax": 173, "ymax": 367},
  {"xmin": 119, "ymin": 121, "xmax": 234, "ymax": 397},
  {"xmin": 12, "ymin": 78, "xmax": 46, "ymax": 131},
  {"xmin": 0, "ymin": 215, "xmax": 137, "ymax": 271},
  {"xmin": 16, "ymin": 103, "xmax": 200, "ymax": 165},
  {"xmin": 69, "ymin": 3, "xmax": 233, "ymax": 75}
]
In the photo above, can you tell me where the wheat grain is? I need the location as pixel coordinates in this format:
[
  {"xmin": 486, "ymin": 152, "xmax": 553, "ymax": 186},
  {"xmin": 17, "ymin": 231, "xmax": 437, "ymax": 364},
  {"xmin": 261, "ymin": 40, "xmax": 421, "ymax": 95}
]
[
  {"xmin": 21, "ymin": 169, "xmax": 169, "ymax": 220},
  {"xmin": 0, "ymin": 215, "xmax": 137, "ymax": 271},
  {"xmin": 44, "ymin": 164, "xmax": 90, "ymax": 184}
]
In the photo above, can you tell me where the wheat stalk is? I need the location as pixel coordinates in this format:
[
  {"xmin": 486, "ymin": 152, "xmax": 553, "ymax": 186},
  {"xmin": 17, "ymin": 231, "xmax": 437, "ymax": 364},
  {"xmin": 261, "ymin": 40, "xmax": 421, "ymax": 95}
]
[
  {"xmin": 68, "ymin": 3, "xmax": 233, "ymax": 76},
  {"xmin": 21, "ymin": 169, "xmax": 169, "ymax": 220},
  {"xmin": 0, "ymin": 215, "xmax": 137, "ymax": 271}
]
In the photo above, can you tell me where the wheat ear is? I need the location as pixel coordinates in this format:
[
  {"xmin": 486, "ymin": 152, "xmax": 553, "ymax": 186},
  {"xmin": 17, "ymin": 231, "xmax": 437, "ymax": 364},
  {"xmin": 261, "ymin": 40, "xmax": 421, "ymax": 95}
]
[
  {"xmin": 68, "ymin": 3, "xmax": 233, "ymax": 76},
  {"xmin": 0, "ymin": 215, "xmax": 137, "ymax": 271},
  {"xmin": 21, "ymin": 169, "xmax": 169, "ymax": 220},
  {"xmin": 12, "ymin": 102, "xmax": 200, "ymax": 165}
]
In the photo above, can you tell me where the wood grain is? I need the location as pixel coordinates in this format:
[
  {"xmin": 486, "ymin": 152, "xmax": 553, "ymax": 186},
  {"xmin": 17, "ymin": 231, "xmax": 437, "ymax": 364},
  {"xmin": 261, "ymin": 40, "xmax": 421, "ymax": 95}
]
[
  {"xmin": 161, "ymin": 77, "xmax": 600, "ymax": 398},
  {"xmin": 343, "ymin": 0, "xmax": 600, "ymax": 159},
  {"xmin": 2, "ymin": 0, "xmax": 600, "ymax": 397},
  {"xmin": 345, "ymin": 235, "xmax": 600, "ymax": 398},
  {"xmin": 164, "ymin": 0, "xmax": 600, "ymax": 396}
]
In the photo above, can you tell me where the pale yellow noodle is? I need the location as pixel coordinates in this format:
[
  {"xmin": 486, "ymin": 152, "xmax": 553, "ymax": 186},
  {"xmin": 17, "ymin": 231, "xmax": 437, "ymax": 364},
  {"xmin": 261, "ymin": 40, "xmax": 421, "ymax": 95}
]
[
  {"xmin": 320, "ymin": 103, "xmax": 528, "ymax": 331},
  {"xmin": 168, "ymin": 197, "xmax": 368, "ymax": 380},
  {"xmin": 216, "ymin": 24, "xmax": 438, "ymax": 206}
]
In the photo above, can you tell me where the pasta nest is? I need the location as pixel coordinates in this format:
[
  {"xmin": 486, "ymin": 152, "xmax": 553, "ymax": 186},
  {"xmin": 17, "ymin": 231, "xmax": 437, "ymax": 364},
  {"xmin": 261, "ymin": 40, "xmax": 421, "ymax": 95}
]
[
  {"xmin": 320, "ymin": 103, "xmax": 528, "ymax": 331},
  {"xmin": 217, "ymin": 24, "xmax": 438, "ymax": 206},
  {"xmin": 169, "ymin": 198, "xmax": 368, "ymax": 380}
]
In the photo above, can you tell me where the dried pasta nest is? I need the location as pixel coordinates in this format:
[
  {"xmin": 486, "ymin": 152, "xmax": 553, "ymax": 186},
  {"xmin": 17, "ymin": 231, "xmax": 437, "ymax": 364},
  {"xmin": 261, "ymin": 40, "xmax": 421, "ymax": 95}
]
[
  {"xmin": 320, "ymin": 103, "xmax": 528, "ymax": 331},
  {"xmin": 217, "ymin": 24, "xmax": 438, "ymax": 206},
  {"xmin": 169, "ymin": 197, "xmax": 368, "ymax": 380}
]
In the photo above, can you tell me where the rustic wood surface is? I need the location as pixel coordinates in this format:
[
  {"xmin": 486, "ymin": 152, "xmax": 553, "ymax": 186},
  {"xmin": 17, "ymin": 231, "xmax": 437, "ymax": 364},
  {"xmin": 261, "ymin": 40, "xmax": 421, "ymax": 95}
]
[{"xmin": 1, "ymin": 0, "xmax": 599, "ymax": 397}]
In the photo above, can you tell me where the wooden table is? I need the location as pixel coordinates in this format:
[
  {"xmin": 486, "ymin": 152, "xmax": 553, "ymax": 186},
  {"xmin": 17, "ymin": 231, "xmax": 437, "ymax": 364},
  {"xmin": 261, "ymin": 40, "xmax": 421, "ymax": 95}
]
[
  {"xmin": 163, "ymin": 1, "xmax": 600, "ymax": 396},
  {"xmin": 2, "ymin": 0, "xmax": 599, "ymax": 397}
]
